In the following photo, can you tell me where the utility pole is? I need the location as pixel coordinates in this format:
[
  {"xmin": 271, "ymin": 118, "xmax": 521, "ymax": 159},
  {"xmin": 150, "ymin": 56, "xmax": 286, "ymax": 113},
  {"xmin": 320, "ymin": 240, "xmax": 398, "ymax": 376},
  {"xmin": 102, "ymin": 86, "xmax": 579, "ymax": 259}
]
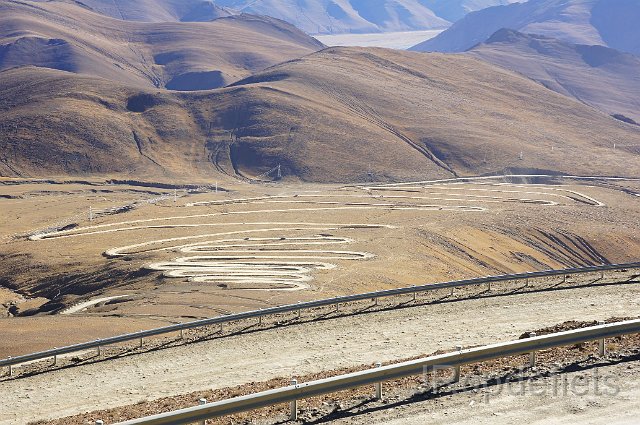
[
  {"xmin": 276, "ymin": 164, "xmax": 282, "ymax": 179},
  {"xmin": 89, "ymin": 206, "xmax": 93, "ymax": 222}
]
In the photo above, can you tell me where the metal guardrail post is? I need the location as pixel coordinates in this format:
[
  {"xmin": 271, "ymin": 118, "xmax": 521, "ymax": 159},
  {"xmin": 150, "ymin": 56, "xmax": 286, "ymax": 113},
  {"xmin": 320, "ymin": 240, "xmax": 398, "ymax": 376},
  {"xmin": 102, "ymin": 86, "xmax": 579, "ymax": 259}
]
[
  {"xmin": 487, "ymin": 281, "xmax": 491, "ymax": 291},
  {"xmin": 53, "ymin": 348, "xmax": 58, "ymax": 366},
  {"xmin": 8, "ymin": 360, "xmax": 12, "ymax": 377},
  {"xmin": 375, "ymin": 362, "xmax": 382, "ymax": 399},
  {"xmin": 290, "ymin": 379, "xmax": 298, "ymax": 421},
  {"xmin": 412, "ymin": 286, "xmax": 416, "ymax": 301},
  {"xmin": 529, "ymin": 332, "xmax": 537, "ymax": 367},
  {"xmin": 199, "ymin": 398, "xmax": 207, "ymax": 425},
  {"xmin": 373, "ymin": 297, "xmax": 378, "ymax": 306},
  {"xmin": 180, "ymin": 329, "xmax": 184, "ymax": 340},
  {"xmin": 97, "ymin": 345, "xmax": 101, "ymax": 356},
  {"xmin": 598, "ymin": 321, "xmax": 606, "ymax": 356},
  {"xmin": 453, "ymin": 346, "xmax": 462, "ymax": 382},
  {"xmin": 450, "ymin": 287, "xmax": 454, "ymax": 297}
]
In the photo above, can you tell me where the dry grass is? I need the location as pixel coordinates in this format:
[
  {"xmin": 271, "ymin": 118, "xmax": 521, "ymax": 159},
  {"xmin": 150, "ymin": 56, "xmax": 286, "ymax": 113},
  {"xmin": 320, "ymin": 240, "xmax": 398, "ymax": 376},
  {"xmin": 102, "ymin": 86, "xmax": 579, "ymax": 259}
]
[
  {"xmin": 1, "ymin": 178, "xmax": 639, "ymax": 356},
  {"xmin": 2, "ymin": 46, "xmax": 640, "ymax": 181}
]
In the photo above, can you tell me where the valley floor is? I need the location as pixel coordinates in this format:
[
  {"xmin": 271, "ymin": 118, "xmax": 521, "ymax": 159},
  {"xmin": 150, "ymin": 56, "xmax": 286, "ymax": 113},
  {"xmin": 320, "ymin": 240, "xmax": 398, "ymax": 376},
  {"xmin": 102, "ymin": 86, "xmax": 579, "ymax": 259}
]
[{"xmin": 314, "ymin": 29, "xmax": 443, "ymax": 49}]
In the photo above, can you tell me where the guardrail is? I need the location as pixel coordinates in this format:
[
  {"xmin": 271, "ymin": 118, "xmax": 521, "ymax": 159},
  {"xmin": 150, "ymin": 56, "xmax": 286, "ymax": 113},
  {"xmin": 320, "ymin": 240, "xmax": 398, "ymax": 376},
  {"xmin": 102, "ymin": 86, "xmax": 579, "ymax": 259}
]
[
  {"xmin": 111, "ymin": 318, "xmax": 640, "ymax": 425},
  {"xmin": 2, "ymin": 262, "xmax": 639, "ymax": 373}
]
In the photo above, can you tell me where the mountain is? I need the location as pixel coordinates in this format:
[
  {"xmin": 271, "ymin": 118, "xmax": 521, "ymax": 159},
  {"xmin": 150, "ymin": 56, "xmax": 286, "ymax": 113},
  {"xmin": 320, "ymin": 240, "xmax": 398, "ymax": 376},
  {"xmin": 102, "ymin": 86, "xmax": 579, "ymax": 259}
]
[
  {"xmin": 418, "ymin": 0, "xmax": 517, "ymax": 23},
  {"xmin": 411, "ymin": 0, "xmax": 640, "ymax": 55},
  {"xmin": 467, "ymin": 29, "xmax": 640, "ymax": 123},
  {"xmin": 72, "ymin": 0, "xmax": 521, "ymax": 35},
  {"xmin": 2, "ymin": 47, "xmax": 639, "ymax": 182},
  {"xmin": 215, "ymin": 0, "xmax": 450, "ymax": 34},
  {"xmin": 72, "ymin": 0, "xmax": 232, "ymax": 22},
  {"xmin": 0, "ymin": 0, "xmax": 324, "ymax": 90}
]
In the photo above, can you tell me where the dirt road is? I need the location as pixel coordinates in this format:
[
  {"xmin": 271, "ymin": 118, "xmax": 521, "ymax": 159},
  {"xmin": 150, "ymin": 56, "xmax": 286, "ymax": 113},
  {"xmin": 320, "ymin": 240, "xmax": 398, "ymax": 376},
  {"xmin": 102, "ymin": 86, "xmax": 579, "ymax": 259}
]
[
  {"xmin": 3, "ymin": 281, "xmax": 640, "ymax": 424},
  {"xmin": 334, "ymin": 360, "xmax": 640, "ymax": 425}
]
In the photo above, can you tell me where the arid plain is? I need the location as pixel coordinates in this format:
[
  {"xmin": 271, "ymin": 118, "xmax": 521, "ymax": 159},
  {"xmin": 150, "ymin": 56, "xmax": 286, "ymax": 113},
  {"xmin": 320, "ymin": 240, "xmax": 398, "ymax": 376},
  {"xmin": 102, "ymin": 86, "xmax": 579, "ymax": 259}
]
[{"xmin": 2, "ymin": 175, "xmax": 639, "ymax": 358}]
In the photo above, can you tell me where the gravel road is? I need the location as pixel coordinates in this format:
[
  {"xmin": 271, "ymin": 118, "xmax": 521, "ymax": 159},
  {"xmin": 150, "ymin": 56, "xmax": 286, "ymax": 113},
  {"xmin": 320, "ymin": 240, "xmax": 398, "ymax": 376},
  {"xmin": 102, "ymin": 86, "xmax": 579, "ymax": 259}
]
[
  {"xmin": 334, "ymin": 360, "xmax": 640, "ymax": 425},
  {"xmin": 3, "ymin": 280, "xmax": 640, "ymax": 424}
]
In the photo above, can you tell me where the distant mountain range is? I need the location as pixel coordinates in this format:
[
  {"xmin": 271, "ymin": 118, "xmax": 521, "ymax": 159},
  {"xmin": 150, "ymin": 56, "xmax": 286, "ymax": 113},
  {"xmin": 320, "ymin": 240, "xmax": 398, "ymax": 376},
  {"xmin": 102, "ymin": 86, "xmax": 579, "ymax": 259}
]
[
  {"xmin": 411, "ymin": 0, "xmax": 640, "ymax": 56},
  {"xmin": 468, "ymin": 29, "xmax": 640, "ymax": 123},
  {"xmin": 49, "ymin": 0, "xmax": 518, "ymax": 32},
  {"xmin": 211, "ymin": 0, "xmax": 519, "ymax": 34}
]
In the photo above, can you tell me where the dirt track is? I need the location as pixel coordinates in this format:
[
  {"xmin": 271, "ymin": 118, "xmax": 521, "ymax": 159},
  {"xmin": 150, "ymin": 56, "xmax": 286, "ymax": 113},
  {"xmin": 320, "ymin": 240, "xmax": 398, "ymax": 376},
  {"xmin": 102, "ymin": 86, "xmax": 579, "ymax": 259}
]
[
  {"xmin": 328, "ymin": 360, "xmax": 640, "ymax": 425},
  {"xmin": 3, "ymin": 279, "xmax": 640, "ymax": 424}
]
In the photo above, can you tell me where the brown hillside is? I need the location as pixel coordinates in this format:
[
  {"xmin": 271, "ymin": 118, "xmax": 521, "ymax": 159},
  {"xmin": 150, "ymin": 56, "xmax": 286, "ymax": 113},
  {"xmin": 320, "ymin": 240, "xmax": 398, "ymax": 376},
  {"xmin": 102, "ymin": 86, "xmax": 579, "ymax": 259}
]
[
  {"xmin": 2, "ymin": 47, "xmax": 639, "ymax": 182},
  {"xmin": 0, "ymin": 0, "xmax": 324, "ymax": 90},
  {"xmin": 204, "ymin": 47, "xmax": 640, "ymax": 181}
]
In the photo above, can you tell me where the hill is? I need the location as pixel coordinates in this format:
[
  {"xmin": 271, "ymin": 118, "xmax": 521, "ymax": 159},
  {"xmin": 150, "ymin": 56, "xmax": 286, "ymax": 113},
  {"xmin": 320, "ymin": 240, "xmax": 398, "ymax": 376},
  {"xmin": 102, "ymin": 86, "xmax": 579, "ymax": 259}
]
[
  {"xmin": 72, "ymin": 0, "xmax": 232, "ymax": 22},
  {"xmin": 467, "ymin": 29, "xmax": 640, "ymax": 123},
  {"xmin": 2, "ymin": 48, "xmax": 639, "ymax": 181},
  {"xmin": 0, "ymin": 0, "xmax": 324, "ymax": 90},
  {"xmin": 411, "ymin": 0, "xmax": 640, "ymax": 55}
]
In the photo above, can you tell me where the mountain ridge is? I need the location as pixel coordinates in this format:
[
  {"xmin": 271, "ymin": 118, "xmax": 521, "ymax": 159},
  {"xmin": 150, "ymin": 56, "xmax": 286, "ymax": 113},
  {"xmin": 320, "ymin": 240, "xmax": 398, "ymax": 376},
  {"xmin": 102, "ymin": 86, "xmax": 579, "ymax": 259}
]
[
  {"xmin": 411, "ymin": 0, "xmax": 640, "ymax": 55},
  {"xmin": 2, "ymin": 47, "xmax": 639, "ymax": 182},
  {"xmin": 467, "ymin": 28, "xmax": 640, "ymax": 122}
]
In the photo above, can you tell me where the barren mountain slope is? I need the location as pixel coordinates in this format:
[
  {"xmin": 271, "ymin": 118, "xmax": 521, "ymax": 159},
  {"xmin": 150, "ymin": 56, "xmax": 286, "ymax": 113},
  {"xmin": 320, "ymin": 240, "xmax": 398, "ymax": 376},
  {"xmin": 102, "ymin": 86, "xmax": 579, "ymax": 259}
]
[
  {"xmin": 411, "ymin": 0, "xmax": 640, "ymax": 54},
  {"xmin": 205, "ymin": 47, "xmax": 640, "ymax": 181},
  {"xmin": 419, "ymin": 0, "xmax": 517, "ymax": 22},
  {"xmin": 215, "ymin": 0, "xmax": 523, "ymax": 34},
  {"xmin": 0, "ymin": 0, "xmax": 324, "ymax": 89},
  {"xmin": 467, "ymin": 29, "xmax": 640, "ymax": 123},
  {"xmin": 71, "ymin": 0, "xmax": 232, "ymax": 22},
  {"xmin": 215, "ymin": 0, "xmax": 450, "ymax": 34},
  {"xmin": 2, "ymin": 48, "xmax": 639, "ymax": 181}
]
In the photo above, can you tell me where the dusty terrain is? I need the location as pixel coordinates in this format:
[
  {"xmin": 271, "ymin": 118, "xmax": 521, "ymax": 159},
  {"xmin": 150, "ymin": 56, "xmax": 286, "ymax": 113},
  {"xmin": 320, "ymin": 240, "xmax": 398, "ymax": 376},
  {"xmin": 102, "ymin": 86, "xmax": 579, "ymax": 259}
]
[
  {"xmin": 25, "ymin": 320, "xmax": 640, "ymax": 425},
  {"xmin": 1, "ymin": 175, "xmax": 639, "ymax": 358},
  {"xmin": 2, "ymin": 279, "xmax": 639, "ymax": 424}
]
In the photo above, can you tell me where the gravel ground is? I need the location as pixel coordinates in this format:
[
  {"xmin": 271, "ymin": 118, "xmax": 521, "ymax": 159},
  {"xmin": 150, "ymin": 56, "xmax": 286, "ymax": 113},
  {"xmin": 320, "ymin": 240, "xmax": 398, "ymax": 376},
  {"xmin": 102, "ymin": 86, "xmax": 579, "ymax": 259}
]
[
  {"xmin": 31, "ymin": 321, "xmax": 640, "ymax": 425},
  {"xmin": 3, "ymin": 275, "xmax": 640, "ymax": 425}
]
